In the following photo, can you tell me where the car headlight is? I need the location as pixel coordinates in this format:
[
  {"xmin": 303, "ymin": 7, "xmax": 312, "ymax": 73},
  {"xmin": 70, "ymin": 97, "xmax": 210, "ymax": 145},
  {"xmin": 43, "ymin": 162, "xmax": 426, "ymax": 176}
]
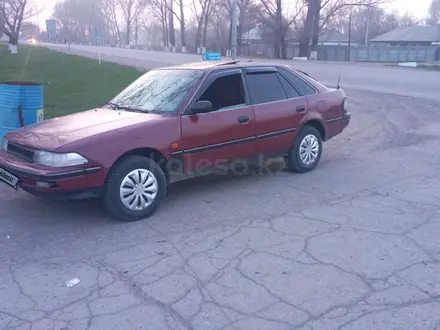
[{"xmin": 33, "ymin": 151, "xmax": 88, "ymax": 167}]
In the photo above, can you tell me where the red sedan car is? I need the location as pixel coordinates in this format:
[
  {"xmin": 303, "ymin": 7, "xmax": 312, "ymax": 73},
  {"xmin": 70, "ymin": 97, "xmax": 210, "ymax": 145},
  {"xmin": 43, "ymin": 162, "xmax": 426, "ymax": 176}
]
[{"xmin": 0, "ymin": 61, "xmax": 350, "ymax": 221}]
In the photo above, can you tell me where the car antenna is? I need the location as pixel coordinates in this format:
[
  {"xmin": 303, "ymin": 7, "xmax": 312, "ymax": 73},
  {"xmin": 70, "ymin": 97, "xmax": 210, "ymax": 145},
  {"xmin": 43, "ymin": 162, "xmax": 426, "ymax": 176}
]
[{"xmin": 336, "ymin": 68, "xmax": 343, "ymax": 89}]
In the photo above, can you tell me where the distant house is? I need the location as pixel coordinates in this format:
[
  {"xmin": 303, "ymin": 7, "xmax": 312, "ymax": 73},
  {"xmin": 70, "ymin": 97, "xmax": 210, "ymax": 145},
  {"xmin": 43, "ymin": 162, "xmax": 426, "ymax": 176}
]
[
  {"xmin": 242, "ymin": 26, "xmax": 264, "ymax": 42},
  {"xmin": 370, "ymin": 25, "xmax": 440, "ymax": 46},
  {"xmin": 242, "ymin": 26, "xmax": 355, "ymax": 46},
  {"xmin": 318, "ymin": 30, "xmax": 358, "ymax": 46}
]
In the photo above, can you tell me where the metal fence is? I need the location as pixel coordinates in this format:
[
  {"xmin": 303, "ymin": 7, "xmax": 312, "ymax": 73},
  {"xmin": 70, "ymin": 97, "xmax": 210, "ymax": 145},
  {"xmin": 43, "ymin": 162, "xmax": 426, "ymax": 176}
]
[
  {"xmin": 239, "ymin": 43, "xmax": 440, "ymax": 63},
  {"xmin": 240, "ymin": 42, "xmax": 299, "ymax": 59},
  {"xmin": 319, "ymin": 45, "xmax": 440, "ymax": 63}
]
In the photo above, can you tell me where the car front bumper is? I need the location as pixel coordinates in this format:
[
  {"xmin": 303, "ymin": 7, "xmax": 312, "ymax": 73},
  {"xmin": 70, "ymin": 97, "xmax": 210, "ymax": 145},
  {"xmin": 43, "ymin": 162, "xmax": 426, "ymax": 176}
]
[{"xmin": 0, "ymin": 150, "xmax": 103, "ymax": 199}]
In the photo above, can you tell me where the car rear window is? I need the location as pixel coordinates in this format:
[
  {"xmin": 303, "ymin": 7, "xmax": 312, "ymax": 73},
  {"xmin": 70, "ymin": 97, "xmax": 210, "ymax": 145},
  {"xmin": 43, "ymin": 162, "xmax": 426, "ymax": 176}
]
[
  {"xmin": 278, "ymin": 68, "xmax": 317, "ymax": 96},
  {"xmin": 276, "ymin": 73, "xmax": 301, "ymax": 99}
]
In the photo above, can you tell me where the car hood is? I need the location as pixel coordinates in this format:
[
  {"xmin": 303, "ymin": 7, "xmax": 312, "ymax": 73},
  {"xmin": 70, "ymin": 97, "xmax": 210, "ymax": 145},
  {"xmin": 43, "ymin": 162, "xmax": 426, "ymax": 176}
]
[{"xmin": 7, "ymin": 108, "xmax": 165, "ymax": 150}]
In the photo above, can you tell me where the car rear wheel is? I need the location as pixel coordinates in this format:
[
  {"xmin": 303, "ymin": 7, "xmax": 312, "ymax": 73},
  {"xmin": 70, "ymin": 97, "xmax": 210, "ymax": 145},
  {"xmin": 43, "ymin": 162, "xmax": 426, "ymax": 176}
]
[
  {"xmin": 286, "ymin": 126, "xmax": 322, "ymax": 173},
  {"xmin": 103, "ymin": 155, "xmax": 166, "ymax": 222}
]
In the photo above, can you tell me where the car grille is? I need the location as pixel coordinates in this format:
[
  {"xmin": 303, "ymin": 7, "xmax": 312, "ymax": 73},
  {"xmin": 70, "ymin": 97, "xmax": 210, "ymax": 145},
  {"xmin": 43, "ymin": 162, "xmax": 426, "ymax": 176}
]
[{"xmin": 6, "ymin": 142, "xmax": 35, "ymax": 162}]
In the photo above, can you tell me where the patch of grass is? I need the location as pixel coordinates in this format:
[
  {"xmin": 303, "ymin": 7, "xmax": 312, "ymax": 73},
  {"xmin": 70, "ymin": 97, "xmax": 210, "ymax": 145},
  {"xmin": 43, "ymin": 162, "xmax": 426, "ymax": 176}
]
[
  {"xmin": 0, "ymin": 45, "xmax": 143, "ymax": 118},
  {"xmin": 385, "ymin": 63, "xmax": 440, "ymax": 71},
  {"xmin": 417, "ymin": 64, "xmax": 440, "ymax": 71}
]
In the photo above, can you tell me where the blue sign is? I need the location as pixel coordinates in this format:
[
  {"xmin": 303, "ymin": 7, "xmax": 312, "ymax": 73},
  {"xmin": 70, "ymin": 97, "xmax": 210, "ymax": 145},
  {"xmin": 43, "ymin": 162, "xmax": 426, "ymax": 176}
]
[
  {"xmin": 92, "ymin": 25, "xmax": 105, "ymax": 45},
  {"xmin": 45, "ymin": 19, "xmax": 57, "ymax": 42},
  {"xmin": 203, "ymin": 52, "xmax": 221, "ymax": 61}
]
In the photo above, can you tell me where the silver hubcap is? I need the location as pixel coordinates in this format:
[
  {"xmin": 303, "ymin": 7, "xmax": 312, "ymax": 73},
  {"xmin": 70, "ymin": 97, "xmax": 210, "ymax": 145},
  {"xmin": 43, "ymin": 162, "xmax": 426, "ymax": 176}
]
[
  {"xmin": 120, "ymin": 169, "xmax": 158, "ymax": 211},
  {"xmin": 299, "ymin": 134, "xmax": 320, "ymax": 165}
]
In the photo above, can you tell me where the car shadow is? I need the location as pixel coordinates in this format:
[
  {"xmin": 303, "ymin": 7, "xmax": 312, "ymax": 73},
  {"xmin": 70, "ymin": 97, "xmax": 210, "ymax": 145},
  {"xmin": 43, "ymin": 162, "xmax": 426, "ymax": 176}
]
[
  {"xmin": 166, "ymin": 158, "xmax": 288, "ymax": 196},
  {"xmin": 3, "ymin": 158, "xmax": 290, "ymax": 225}
]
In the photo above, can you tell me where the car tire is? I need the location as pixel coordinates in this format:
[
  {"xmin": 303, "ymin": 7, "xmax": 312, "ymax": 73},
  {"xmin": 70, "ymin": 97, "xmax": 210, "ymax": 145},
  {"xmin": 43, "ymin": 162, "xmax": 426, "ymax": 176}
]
[
  {"xmin": 286, "ymin": 125, "xmax": 323, "ymax": 173},
  {"xmin": 103, "ymin": 155, "xmax": 167, "ymax": 222}
]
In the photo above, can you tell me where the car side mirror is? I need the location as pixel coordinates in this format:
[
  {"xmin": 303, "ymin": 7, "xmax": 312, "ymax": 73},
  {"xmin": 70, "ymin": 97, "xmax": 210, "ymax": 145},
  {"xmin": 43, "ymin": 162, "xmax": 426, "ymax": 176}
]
[{"xmin": 189, "ymin": 100, "xmax": 212, "ymax": 114}]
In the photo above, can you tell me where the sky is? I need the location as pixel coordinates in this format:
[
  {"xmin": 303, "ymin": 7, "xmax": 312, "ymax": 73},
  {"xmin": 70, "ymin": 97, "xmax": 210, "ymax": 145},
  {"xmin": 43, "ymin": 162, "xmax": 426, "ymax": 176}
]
[{"xmin": 33, "ymin": 0, "xmax": 432, "ymax": 31}]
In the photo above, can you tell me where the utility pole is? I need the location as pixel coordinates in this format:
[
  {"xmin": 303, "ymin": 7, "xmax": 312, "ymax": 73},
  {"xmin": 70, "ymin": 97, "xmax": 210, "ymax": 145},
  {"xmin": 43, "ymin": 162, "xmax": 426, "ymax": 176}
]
[
  {"xmin": 135, "ymin": 16, "xmax": 138, "ymax": 47},
  {"xmin": 347, "ymin": 10, "xmax": 352, "ymax": 61},
  {"xmin": 36, "ymin": 3, "xmax": 40, "ymax": 34},
  {"xmin": 364, "ymin": 0, "xmax": 372, "ymax": 46},
  {"xmin": 231, "ymin": 0, "xmax": 237, "ymax": 60},
  {"xmin": 365, "ymin": 16, "xmax": 369, "ymax": 46}
]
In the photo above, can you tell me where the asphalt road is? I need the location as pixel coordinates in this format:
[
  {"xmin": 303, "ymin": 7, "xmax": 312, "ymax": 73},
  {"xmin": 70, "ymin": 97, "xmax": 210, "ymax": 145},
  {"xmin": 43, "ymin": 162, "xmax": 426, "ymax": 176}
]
[
  {"xmin": 1, "ymin": 46, "xmax": 440, "ymax": 330},
  {"xmin": 43, "ymin": 43, "xmax": 440, "ymax": 101}
]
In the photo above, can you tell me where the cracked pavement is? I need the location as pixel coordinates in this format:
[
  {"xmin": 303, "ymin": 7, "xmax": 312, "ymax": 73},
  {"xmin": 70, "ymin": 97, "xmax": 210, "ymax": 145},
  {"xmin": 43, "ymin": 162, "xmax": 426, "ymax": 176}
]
[{"xmin": 2, "ymin": 51, "xmax": 440, "ymax": 329}]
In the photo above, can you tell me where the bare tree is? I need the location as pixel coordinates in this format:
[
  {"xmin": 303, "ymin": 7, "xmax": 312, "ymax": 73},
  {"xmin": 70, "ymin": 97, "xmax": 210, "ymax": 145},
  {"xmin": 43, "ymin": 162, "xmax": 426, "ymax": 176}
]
[
  {"xmin": 119, "ymin": 0, "xmax": 146, "ymax": 45},
  {"xmin": 212, "ymin": 0, "xmax": 232, "ymax": 53},
  {"xmin": 299, "ymin": 0, "xmax": 387, "ymax": 58},
  {"xmin": 189, "ymin": 0, "xmax": 259, "ymax": 55},
  {"xmin": 148, "ymin": 0, "xmax": 170, "ymax": 46},
  {"xmin": 20, "ymin": 21, "xmax": 38, "ymax": 35},
  {"xmin": 258, "ymin": 0, "xmax": 303, "ymax": 58},
  {"xmin": 298, "ymin": 0, "xmax": 317, "ymax": 57},
  {"xmin": 333, "ymin": 7, "xmax": 420, "ymax": 44},
  {"xmin": 53, "ymin": 0, "xmax": 104, "ymax": 44},
  {"xmin": 236, "ymin": 0, "xmax": 248, "ymax": 53},
  {"xmin": 52, "ymin": 0, "xmax": 147, "ymax": 46},
  {"xmin": 428, "ymin": 0, "xmax": 440, "ymax": 24},
  {"xmin": 101, "ymin": 0, "xmax": 123, "ymax": 45},
  {"xmin": 0, "ymin": 0, "xmax": 37, "ymax": 53},
  {"xmin": 192, "ymin": 0, "xmax": 214, "ymax": 50},
  {"xmin": 140, "ymin": 21, "xmax": 163, "ymax": 48},
  {"xmin": 319, "ymin": 0, "xmax": 385, "ymax": 31},
  {"xmin": 210, "ymin": 1, "xmax": 230, "ymax": 53},
  {"xmin": 202, "ymin": 0, "xmax": 214, "ymax": 47},
  {"xmin": 149, "ymin": 0, "xmax": 187, "ymax": 49},
  {"xmin": 237, "ymin": 0, "xmax": 260, "ymax": 55},
  {"xmin": 168, "ymin": 0, "xmax": 175, "ymax": 47},
  {"xmin": 53, "ymin": 1, "xmax": 71, "ymax": 41},
  {"xmin": 398, "ymin": 12, "xmax": 422, "ymax": 26},
  {"xmin": 0, "ymin": 8, "xmax": 5, "ymax": 38},
  {"xmin": 177, "ymin": 0, "xmax": 187, "ymax": 49}
]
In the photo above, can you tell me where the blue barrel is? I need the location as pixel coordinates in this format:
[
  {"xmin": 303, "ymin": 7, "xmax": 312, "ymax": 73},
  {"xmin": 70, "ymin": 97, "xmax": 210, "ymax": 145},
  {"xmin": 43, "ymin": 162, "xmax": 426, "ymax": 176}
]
[{"xmin": 0, "ymin": 82, "xmax": 44, "ymax": 140}]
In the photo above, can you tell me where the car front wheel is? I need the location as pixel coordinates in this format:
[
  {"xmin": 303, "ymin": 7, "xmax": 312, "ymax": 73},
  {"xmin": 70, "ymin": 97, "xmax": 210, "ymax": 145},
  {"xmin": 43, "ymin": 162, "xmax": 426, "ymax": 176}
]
[
  {"xmin": 286, "ymin": 126, "xmax": 323, "ymax": 173},
  {"xmin": 103, "ymin": 155, "xmax": 167, "ymax": 222}
]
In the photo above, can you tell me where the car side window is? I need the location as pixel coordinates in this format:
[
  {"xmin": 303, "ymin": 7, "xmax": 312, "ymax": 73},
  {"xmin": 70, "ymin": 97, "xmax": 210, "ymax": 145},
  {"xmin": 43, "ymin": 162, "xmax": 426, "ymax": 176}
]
[
  {"xmin": 276, "ymin": 73, "xmax": 301, "ymax": 99},
  {"xmin": 278, "ymin": 68, "xmax": 317, "ymax": 96},
  {"xmin": 245, "ymin": 72, "xmax": 287, "ymax": 105},
  {"xmin": 198, "ymin": 73, "xmax": 246, "ymax": 111}
]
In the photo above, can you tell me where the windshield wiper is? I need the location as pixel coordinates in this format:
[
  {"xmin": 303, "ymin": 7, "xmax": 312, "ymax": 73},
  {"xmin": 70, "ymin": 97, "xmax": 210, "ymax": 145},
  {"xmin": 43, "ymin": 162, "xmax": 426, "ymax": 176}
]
[
  {"xmin": 106, "ymin": 101, "xmax": 120, "ymax": 110},
  {"xmin": 148, "ymin": 109, "xmax": 165, "ymax": 114},
  {"xmin": 106, "ymin": 102, "xmax": 145, "ymax": 113}
]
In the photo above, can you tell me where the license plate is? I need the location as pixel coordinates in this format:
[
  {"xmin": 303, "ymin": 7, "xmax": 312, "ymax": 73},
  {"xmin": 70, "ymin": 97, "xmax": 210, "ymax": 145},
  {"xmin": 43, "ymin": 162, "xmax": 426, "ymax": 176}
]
[{"xmin": 0, "ymin": 167, "xmax": 19, "ymax": 189}]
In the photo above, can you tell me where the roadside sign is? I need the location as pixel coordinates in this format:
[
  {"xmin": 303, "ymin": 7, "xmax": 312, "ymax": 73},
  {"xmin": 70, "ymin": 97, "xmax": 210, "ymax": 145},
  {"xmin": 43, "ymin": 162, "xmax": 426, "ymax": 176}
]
[
  {"xmin": 37, "ymin": 109, "xmax": 44, "ymax": 122},
  {"xmin": 46, "ymin": 19, "xmax": 57, "ymax": 42},
  {"xmin": 92, "ymin": 25, "xmax": 105, "ymax": 45},
  {"xmin": 203, "ymin": 52, "xmax": 221, "ymax": 61}
]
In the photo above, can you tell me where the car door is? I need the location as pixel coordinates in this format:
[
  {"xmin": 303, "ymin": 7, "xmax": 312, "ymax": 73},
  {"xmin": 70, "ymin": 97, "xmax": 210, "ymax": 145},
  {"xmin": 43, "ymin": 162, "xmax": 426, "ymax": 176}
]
[
  {"xmin": 180, "ymin": 69, "xmax": 256, "ymax": 173},
  {"xmin": 244, "ymin": 67, "xmax": 308, "ymax": 156}
]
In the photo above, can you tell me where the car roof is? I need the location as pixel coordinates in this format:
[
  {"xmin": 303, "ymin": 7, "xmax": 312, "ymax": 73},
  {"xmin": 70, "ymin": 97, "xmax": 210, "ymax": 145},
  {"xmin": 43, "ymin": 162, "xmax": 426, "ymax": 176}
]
[
  {"xmin": 158, "ymin": 60, "xmax": 326, "ymax": 93},
  {"xmin": 161, "ymin": 60, "xmax": 292, "ymax": 72}
]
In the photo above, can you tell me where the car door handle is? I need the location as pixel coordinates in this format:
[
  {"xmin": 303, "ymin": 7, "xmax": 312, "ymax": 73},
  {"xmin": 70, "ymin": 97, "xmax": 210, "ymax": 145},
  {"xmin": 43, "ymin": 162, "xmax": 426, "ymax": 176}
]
[
  {"xmin": 238, "ymin": 116, "xmax": 250, "ymax": 124},
  {"xmin": 296, "ymin": 106, "xmax": 306, "ymax": 113}
]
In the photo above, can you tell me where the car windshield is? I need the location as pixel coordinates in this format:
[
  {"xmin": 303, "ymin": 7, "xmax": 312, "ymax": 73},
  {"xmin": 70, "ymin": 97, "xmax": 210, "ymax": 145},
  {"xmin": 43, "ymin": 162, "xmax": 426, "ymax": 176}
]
[{"xmin": 109, "ymin": 69, "xmax": 202, "ymax": 113}]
